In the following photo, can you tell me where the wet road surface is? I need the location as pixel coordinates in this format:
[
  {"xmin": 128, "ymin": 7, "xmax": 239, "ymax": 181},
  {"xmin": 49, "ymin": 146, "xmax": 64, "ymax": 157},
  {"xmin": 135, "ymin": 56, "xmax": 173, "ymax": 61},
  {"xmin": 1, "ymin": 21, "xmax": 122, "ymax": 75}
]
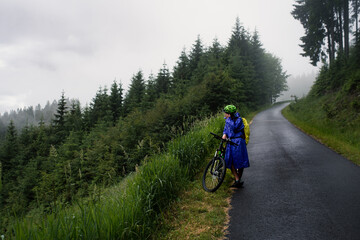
[{"xmin": 226, "ymin": 103, "xmax": 360, "ymax": 240}]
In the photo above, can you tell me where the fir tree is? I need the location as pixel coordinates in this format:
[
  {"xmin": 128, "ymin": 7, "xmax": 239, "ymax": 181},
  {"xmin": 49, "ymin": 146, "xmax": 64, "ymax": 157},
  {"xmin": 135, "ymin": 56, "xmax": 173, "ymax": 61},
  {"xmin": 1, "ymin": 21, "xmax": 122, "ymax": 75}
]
[
  {"xmin": 143, "ymin": 73, "xmax": 158, "ymax": 109},
  {"xmin": 110, "ymin": 80, "xmax": 124, "ymax": 124},
  {"xmin": 66, "ymin": 100, "xmax": 83, "ymax": 132},
  {"xmin": 172, "ymin": 48, "xmax": 191, "ymax": 95},
  {"xmin": 124, "ymin": 71, "xmax": 146, "ymax": 114},
  {"xmin": 0, "ymin": 120, "xmax": 18, "ymax": 175},
  {"xmin": 52, "ymin": 92, "xmax": 68, "ymax": 145},
  {"xmin": 188, "ymin": 35, "xmax": 204, "ymax": 80},
  {"xmin": 155, "ymin": 63, "xmax": 171, "ymax": 95}
]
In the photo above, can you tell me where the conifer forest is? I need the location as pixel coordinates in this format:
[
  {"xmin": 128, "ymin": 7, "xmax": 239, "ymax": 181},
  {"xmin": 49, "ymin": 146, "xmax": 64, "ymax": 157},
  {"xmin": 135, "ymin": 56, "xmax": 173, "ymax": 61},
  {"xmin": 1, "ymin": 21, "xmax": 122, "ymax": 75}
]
[{"xmin": 0, "ymin": 18, "xmax": 289, "ymax": 231}]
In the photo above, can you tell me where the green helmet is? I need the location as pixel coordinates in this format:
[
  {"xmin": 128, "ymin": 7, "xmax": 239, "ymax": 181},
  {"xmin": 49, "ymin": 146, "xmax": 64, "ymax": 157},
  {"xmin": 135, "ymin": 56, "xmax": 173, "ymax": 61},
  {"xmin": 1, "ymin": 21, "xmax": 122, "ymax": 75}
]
[{"xmin": 223, "ymin": 105, "xmax": 237, "ymax": 114}]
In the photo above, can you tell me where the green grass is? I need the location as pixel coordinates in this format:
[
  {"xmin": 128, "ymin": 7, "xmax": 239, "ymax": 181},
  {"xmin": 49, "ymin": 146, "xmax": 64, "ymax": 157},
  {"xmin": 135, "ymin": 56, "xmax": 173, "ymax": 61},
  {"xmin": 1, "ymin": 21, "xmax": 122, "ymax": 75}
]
[
  {"xmin": 282, "ymin": 96, "xmax": 360, "ymax": 165},
  {"xmin": 4, "ymin": 114, "xmax": 226, "ymax": 240},
  {"xmin": 153, "ymin": 169, "xmax": 234, "ymax": 240},
  {"xmin": 5, "ymin": 108, "xmax": 263, "ymax": 240},
  {"xmin": 152, "ymin": 110, "xmax": 262, "ymax": 240}
]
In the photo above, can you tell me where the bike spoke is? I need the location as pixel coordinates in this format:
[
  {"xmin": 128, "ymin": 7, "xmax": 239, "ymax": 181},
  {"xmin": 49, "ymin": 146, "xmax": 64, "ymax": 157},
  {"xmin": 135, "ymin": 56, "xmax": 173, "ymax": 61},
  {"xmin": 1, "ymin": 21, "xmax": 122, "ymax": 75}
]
[{"xmin": 202, "ymin": 157, "xmax": 226, "ymax": 192}]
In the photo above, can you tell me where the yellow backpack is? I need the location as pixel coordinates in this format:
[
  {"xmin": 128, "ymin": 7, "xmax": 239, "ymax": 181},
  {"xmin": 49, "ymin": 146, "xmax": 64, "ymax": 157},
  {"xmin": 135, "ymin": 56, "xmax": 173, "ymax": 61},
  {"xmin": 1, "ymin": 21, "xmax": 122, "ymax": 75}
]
[{"xmin": 242, "ymin": 117, "xmax": 250, "ymax": 145}]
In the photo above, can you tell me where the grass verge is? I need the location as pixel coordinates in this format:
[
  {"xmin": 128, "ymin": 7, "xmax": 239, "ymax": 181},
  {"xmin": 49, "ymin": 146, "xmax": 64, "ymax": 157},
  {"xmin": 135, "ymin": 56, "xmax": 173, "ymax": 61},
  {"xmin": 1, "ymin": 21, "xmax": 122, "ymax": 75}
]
[
  {"xmin": 152, "ymin": 109, "xmax": 262, "ymax": 240},
  {"xmin": 154, "ymin": 170, "xmax": 234, "ymax": 240},
  {"xmin": 282, "ymin": 97, "xmax": 360, "ymax": 165}
]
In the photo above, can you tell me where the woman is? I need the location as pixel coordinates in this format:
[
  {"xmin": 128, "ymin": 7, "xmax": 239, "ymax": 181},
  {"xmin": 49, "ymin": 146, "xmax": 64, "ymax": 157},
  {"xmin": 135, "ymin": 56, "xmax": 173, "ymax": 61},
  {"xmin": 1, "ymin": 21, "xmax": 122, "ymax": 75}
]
[{"xmin": 222, "ymin": 105, "xmax": 250, "ymax": 188}]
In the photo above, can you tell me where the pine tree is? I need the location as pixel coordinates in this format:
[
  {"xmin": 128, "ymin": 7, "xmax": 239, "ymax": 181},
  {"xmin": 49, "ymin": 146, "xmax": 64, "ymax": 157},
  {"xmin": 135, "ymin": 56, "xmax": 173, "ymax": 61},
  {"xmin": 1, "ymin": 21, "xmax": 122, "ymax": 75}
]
[
  {"xmin": 188, "ymin": 35, "xmax": 204, "ymax": 80},
  {"xmin": 250, "ymin": 30, "xmax": 269, "ymax": 106},
  {"xmin": 292, "ymin": 0, "xmax": 354, "ymax": 65},
  {"xmin": 155, "ymin": 63, "xmax": 171, "ymax": 95},
  {"xmin": 123, "ymin": 71, "xmax": 146, "ymax": 114},
  {"xmin": 66, "ymin": 100, "xmax": 83, "ymax": 132},
  {"xmin": 172, "ymin": 48, "xmax": 191, "ymax": 95},
  {"xmin": 143, "ymin": 73, "xmax": 158, "ymax": 109},
  {"xmin": 227, "ymin": 17, "xmax": 251, "ymax": 57},
  {"xmin": 0, "ymin": 120, "xmax": 19, "ymax": 175},
  {"xmin": 52, "ymin": 92, "xmax": 68, "ymax": 145},
  {"xmin": 90, "ymin": 86, "xmax": 112, "ymax": 124},
  {"xmin": 53, "ymin": 92, "xmax": 68, "ymax": 129},
  {"xmin": 110, "ymin": 80, "xmax": 124, "ymax": 124},
  {"xmin": 263, "ymin": 53, "xmax": 288, "ymax": 103}
]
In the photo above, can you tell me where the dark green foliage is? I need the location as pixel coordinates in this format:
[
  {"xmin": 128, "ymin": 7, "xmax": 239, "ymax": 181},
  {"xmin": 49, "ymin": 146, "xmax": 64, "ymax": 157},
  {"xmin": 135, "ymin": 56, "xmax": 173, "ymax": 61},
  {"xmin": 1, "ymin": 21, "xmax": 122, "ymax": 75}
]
[
  {"xmin": 292, "ymin": 0, "xmax": 358, "ymax": 66},
  {"xmin": 172, "ymin": 48, "xmax": 191, "ymax": 96},
  {"xmin": 311, "ymin": 38, "xmax": 360, "ymax": 97},
  {"xmin": 52, "ymin": 92, "xmax": 69, "ymax": 145},
  {"xmin": 188, "ymin": 35, "xmax": 204, "ymax": 84},
  {"xmin": 89, "ymin": 87, "xmax": 112, "ymax": 125},
  {"xmin": 155, "ymin": 63, "xmax": 172, "ymax": 96},
  {"xmin": 66, "ymin": 100, "xmax": 83, "ymax": 132},
  {"xmin": 123, "ymin": 71, "xmax": 146, "ymax": 114},
  {"xmin": 203, "ymin": 71, "xmax": 233, "ymax": 113},
  {"xmin": 143, "ymin": 73, "xmax": 158, "ymax": 109},
  {"xmin": 1, "ymin": 121, "xmax": 18, "ymax": 173},
  {"xmin": 109, "ymin": 80, "xmax": 124, "ymax": 124}
]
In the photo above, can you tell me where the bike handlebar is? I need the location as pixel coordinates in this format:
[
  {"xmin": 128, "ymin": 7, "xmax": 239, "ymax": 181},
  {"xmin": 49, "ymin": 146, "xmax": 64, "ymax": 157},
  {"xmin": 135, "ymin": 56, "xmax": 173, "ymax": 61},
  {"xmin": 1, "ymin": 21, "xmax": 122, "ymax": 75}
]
[{"xmin": 210, "ymin": 132, "xmax": 238, "ymax": 146}]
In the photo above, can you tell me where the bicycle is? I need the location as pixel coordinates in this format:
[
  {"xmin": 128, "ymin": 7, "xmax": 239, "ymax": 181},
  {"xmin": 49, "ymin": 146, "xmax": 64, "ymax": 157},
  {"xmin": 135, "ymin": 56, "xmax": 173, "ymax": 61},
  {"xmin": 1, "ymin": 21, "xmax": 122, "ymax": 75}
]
[{"xmin": 202, "ymin": 132, "xmax": 238, "ymax": 192}]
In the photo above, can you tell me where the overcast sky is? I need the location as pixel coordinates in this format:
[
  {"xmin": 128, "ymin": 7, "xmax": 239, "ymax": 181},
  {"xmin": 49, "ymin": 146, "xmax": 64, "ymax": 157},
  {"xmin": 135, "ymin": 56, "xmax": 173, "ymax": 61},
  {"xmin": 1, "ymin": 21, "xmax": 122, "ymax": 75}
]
[{"xmin": 0, "ymin": 0, "xmax": 318, "ymax": 114}]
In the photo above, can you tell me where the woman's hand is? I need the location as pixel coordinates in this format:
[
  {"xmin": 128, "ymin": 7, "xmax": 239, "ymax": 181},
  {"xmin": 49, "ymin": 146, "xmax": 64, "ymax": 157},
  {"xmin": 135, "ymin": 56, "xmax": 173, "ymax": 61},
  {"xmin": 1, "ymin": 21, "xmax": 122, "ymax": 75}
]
[{"xmin": 222, "ymin": 134, "xmax": 227, "ymax": 139}]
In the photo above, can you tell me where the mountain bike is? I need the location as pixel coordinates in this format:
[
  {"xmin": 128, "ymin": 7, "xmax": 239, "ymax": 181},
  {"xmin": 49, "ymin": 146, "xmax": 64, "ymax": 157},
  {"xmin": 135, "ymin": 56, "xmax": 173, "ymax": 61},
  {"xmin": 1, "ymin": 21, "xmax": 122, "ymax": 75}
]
[{"xmin": 202, "ymin": 132, "xmax": 238, "ymax": 192}]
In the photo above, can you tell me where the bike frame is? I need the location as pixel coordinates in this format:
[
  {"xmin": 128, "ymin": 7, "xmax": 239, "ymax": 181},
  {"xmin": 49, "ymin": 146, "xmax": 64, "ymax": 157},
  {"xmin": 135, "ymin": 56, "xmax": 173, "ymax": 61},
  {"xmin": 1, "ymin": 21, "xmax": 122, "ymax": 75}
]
[
  {"xmin": 202, "ymin": 132, "xmax": 239, "ymax": 192},
  {"xmin": 212, "ymin": 139, "xmax": 226, "ymax": 164}
]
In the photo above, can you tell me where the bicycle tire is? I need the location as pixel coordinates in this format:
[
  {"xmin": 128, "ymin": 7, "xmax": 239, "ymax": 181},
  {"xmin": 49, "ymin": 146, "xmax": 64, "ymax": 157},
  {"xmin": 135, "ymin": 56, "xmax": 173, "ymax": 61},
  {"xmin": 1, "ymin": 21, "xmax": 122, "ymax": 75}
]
[{"xmin": 202, "ymin": 157, "xmax": 226, "ymax": 192}]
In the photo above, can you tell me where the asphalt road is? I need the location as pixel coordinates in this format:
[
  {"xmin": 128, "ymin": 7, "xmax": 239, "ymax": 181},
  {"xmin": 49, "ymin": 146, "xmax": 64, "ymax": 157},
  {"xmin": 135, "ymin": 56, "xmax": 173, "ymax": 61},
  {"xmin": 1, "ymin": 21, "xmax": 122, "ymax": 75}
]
[{"xmin": 226, "ymin": 103, "xmax": 360, "ymax": 240}]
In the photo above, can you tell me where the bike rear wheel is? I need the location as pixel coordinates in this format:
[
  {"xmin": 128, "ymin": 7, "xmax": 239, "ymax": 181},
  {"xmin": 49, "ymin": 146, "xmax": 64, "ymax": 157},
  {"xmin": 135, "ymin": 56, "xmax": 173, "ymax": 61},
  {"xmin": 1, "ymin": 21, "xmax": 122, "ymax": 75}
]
[{"xmin": 202, "ymin": 157, "xmax": 226, "ymax": 192}]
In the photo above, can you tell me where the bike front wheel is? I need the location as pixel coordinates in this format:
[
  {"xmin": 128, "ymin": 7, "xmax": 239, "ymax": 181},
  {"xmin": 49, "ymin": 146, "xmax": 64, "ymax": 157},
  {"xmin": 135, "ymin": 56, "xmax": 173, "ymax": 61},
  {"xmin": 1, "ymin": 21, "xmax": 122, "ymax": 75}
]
[{"xmin": 202, "ymin": 157, "xmax": 226, "ymax": 192}]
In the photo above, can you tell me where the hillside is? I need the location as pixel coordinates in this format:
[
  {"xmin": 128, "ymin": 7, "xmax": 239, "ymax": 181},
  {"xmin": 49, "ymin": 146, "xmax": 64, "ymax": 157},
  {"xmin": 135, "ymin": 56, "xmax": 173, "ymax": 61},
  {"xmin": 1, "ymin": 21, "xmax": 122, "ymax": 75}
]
[
  {"xmin": 283, "ymin": 39, "xmax": 360, "ymax": 165},
  {"xmin": 0, "ymin": 18, "xmax": 288, "ymax": 237}
]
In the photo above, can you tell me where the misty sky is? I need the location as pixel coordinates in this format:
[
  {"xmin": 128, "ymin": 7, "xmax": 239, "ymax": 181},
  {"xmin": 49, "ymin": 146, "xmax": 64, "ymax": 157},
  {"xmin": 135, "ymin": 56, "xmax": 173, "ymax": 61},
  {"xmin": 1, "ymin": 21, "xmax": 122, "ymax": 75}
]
[{"xmin": 0, "ymin": 0, "xmax": 318, "ymax": 114}]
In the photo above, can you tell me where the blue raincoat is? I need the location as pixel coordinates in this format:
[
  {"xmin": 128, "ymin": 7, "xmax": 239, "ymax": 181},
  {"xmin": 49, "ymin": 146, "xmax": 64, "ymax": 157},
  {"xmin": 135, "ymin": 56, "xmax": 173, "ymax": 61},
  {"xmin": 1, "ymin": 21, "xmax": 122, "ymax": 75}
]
[{"xmin": 223, "ymin": 112, "xmax": 250, "ymax": 169}]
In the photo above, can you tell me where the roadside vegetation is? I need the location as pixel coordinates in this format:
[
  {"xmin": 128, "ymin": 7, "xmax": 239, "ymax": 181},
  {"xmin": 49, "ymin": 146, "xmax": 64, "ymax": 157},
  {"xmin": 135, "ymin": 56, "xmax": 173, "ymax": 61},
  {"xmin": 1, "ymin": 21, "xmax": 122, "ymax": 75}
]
[
  {"xmin": 0, "ymin": 17, "xmax": 287, "ymax": 238},
  {"xmin": 283, "ymin": 94, "xmax": 360, "ymax": 166},
  {"xmin": 154, "ymin": 110, "xmax": 259, "ymax": 240},
  {"xmin": 283, "ymin": 40, "xmax": 360, "ymax": 165},
  {"xmin": 6, "ymin": 115, "xmax": 224, "ymax": 239},
  {"xmin": 285, "ymin": 0, "xmax": 360, "ymax": 166}
]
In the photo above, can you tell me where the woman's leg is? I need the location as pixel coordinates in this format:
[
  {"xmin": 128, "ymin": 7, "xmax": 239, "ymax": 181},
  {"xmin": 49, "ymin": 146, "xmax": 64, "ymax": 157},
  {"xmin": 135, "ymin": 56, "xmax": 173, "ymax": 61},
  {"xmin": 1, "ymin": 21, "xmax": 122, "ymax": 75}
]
[
  {"xmin": 237, "ymin": 168, "xmax": 244, "ymax": 181},
  {"xmin": 231, "ymin": 165, "xmax": 239, "ymax": 181}
]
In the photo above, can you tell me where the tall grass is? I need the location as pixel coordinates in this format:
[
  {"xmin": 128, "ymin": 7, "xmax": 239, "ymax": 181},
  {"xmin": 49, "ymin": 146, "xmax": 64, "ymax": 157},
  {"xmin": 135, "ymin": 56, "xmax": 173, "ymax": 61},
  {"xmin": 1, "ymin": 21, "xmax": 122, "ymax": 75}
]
[{"xmin": 5, "ymin": 114, "xmax": 225, "ymax": 239}]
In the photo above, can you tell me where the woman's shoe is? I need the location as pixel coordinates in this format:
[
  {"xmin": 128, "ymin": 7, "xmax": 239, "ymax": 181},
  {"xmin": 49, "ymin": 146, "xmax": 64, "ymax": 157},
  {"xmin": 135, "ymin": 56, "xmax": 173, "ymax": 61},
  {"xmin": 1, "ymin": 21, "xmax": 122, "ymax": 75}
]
[{"xmin": 230, "ymin": 180, "xmax": 244, "ymax": 188}]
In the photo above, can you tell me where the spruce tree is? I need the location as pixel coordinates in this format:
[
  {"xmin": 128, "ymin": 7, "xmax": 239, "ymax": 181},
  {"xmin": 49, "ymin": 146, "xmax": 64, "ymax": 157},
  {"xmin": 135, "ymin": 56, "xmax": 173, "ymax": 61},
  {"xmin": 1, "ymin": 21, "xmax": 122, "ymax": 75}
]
[
  {"xmin": 110, "ymin": 80, "xmax": 124, "ymax": 124},
  {"xmin": 143, "ymin": 73, "xmax": 158, "ymax": 109},
  {"xmin": 52, "ymin": 92, "xmax": 68, "ymax": 145},
  {"xmin": 1, "ymin": 120, "xmax": 18, "ymax": 175},
  {"xmin": 90, "ymin": 87, "xmax": 112, "ymax": 124},
  {"xmin": 250, "ymin": 30, "xmax": 268, "ymax": 106},
  {"xmin": 172, "ymin": 48, "xmax": 191, "ymax": 95},
  {"xmin": 188, "ymin": 35, "xmax": 204, "ymax": 79},
  {"xmin": 155, "ymin": 63, "xmax": 171, "ymax": 95},
  {"xmin": 123, "ymin": 71, "xmax": 146, "ymax": 114},
  {"xmin": 227, "ymin": 17, "xmax": 250, "ymax": 57},
  {"xmin": 66, "ymin": 100, "xmax": 83, "ymax": 132},
  {"xmin": 53, "ymin": 92, "xmax": 68, "ymax": 129}
]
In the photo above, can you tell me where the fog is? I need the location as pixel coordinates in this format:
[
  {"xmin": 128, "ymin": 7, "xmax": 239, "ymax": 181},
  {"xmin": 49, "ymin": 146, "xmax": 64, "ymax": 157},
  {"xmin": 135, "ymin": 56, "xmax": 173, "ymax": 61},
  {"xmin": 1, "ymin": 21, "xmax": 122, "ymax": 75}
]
[{"xmin": 0, "ymin": 0, "xmax": 318, "ymax": 114}]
